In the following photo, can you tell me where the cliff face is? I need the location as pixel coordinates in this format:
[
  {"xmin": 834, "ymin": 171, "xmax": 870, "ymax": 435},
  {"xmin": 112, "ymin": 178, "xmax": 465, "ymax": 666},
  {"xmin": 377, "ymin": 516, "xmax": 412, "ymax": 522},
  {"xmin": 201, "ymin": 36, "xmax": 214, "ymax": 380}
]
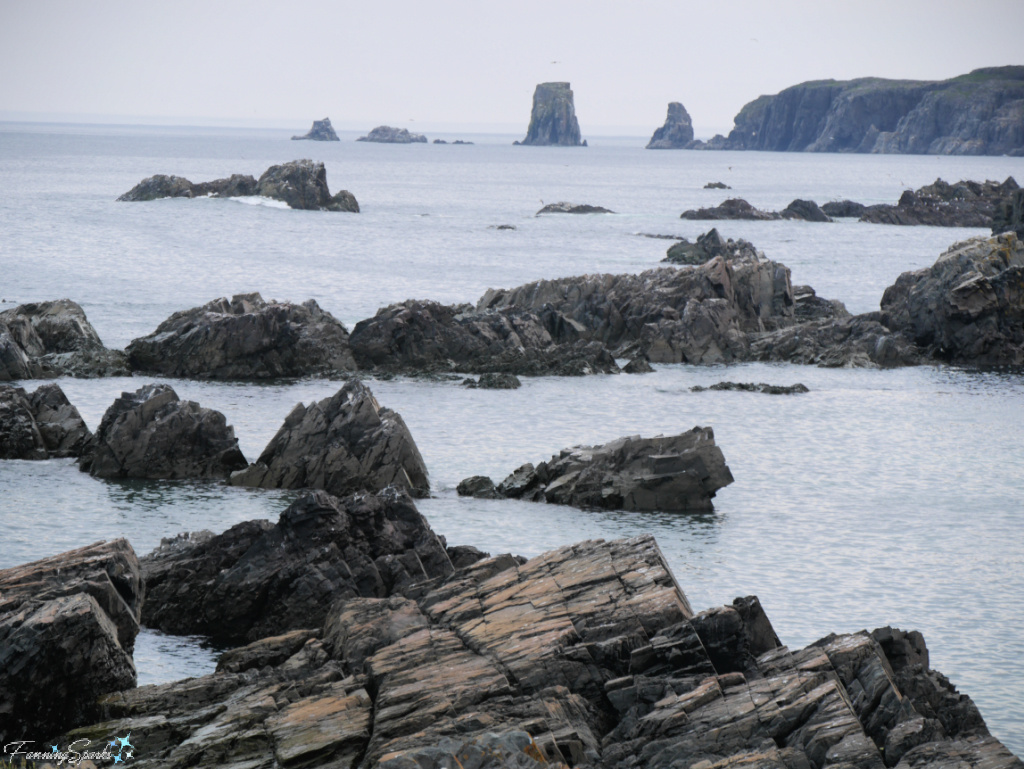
[
  {"xmin": 712, "ymin": 67, "xmax": 1024, "ymax": 156},
  {"xmin": 646, "ymin": 102, "xmax": 695, "ymax": 149},
  {"xmin": 517, "ymin": 82, "xmax": 584, "ymax": 146}
]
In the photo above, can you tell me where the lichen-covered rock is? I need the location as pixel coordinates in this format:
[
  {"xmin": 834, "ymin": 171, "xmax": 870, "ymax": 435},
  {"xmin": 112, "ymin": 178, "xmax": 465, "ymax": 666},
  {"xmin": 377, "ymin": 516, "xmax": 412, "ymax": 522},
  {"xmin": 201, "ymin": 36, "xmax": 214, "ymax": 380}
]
[
  {"xmin": 229, "ymin": 379, "xmax": 430, "ymax": 498},
  {"xmin": 256, "ymin": 159, "xmax": 360, "ymax": 211},
  {"xmin": 646, "ymin": 101, "xmax": 695, "ymax": 149},
  {"xmin": 141, "ymin": 488, "xmax": 453, "ymax": 642},
  {"xmin": 292, "ymin": 117, "xmax": 341, "ymax": 141},
  {"xmin": 126, "ymin": 292, "xmax": 357, "ymax": 379},
  {"xmin": 356, "ymin": 126, "xmax": 428, "ymax": 143},
  {"xmin": 516, "ymin": 82, "xmax": 584, "ymax": 147},
  {"xmin": 80, "ymin": 383, "xmax": 247, "ymax": 479}
]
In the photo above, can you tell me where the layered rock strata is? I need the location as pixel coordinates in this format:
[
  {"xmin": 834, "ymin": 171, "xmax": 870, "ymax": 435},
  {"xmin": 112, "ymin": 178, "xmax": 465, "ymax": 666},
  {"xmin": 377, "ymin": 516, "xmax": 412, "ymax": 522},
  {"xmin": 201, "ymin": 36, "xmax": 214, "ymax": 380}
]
[
  {"xmin": 292, "ymin": 117, "xmax": 340, "ymax": 141},
  {"xmin": 357, "ymin": 126, "xmax": 427, "ymax": 143},
  {"xmin": 516, "ymin": 82, "xmax": 584, "ymax": 146},
  {"xmin": 79, "ymin": 383, "xmax": 247, "ymax": 479},
  {"xmin": 458, "ymin": 429, "xmax": 733, "ymax": 512},
  {"xmin": 125, "ymin": 292, "xmax": 358, "ymax": 379},
  {"xmin": 229, "ymin": 379, "xmax": 430, "ymax": 498},
  {"xmin": 0, "ymin": 383, "xmax": 91, "ymax": 459},
  {"xmin": 646, "ymin": 101, "xmax": 695, "ymax": 149}
]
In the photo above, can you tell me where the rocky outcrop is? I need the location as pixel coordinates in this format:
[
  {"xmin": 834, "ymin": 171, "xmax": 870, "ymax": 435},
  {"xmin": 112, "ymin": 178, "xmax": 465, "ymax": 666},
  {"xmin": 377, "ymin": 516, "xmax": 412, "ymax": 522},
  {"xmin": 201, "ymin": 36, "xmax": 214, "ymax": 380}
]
[
  {"xmin": 536, "ymin": 202, "xmax": 614, "ymax": 215},
  {"xmin": 0, "ymin": 299, "xmax": 129, "ymax": 380},
  {"xmin": 459, "ymin": 428, "xmax": 734, "ymax": 512},
  {"xmin": 663, "ymin": 228, "xmax": 759, "ymax": 265},
  {"xmin": 0, "ymin": 383, "xmax": 92, "ymax": 459},
  {"xmin": 823, "ymin": 199, "xmax": 868, "ymax": 217},
  {"xmin": 462, "ymin": 372, "xmax": 522, "ymax": 389},
  {"xmin": 125, "ymin": 292, "xmax": 358, "ymax": 379},
  {"xmin": 349, "ymin": 299, "xmax": 620, "ymax": 376},
  {"xmin": 229, "ymin": 379, "xmax": 430, "ymax": 498},
  {"xmin": 119, "ymin": 160, "xmax": 359, "ymax": 212},
  {"xmin": 292, "ymin": 117, "xmax": 340, "ymax": 141},
  {"xmin": 879, "ymin": 232, "xmax": 1024, "ymax": 365},
  {"xmin": 515, "ymin": 82, "xmax": 584, "ymax": 146},
  {"xmin": 993, "ymin": 188, "xmax": 1024, "ymax": 238},
  {"xmin": 0, "ymin": 539, "xmax": 141, "ymax": 743},
  {"xmin": 646, "ymin": 102, "xmax": 695, "ymax": 149},
  {"xmin": 751, "ymin": 313, "xmax": 924, "ymax": 368},
  {"xmin": 681, "ymin": 198, "xmax": 782, "ymax": 221},
  {"xmin": 704, "ymin": 181, "xmax": 731, "ymax": 189},
  {"xmin": 691, "ymin": 381, "xmax": 809, "ymax": 394},
  {"xmin": 782, "ymin": 198, "xmax": 832, "ymax": 222},
  {"xmin": 141, "ymin": 489, "xmax": 452, "ymax": 642},
  {"xmin": 53, "ymin": 533, "xmax": 1022, "ymax": 769},
  {"xmin": 357, "ymin": 126, "xmax": 428, "ymax": 143},
  {"xmin": 860, "ymin": 177, "xmax": 1018, "ymax": 227},
  {"xmin": 708, "ymin": 66, "xmax": 1024, "ymax": 156},
  {"xmin": 79, "ymin": 384, "xmax": 247, "ymax": 480}
]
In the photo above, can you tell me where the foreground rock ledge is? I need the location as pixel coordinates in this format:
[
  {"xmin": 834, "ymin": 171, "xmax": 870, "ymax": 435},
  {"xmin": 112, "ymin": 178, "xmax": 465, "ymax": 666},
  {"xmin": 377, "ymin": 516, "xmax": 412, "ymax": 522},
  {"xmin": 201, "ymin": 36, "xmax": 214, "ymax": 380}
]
[
  {"xmin": 459, "ymin": 428, "xmax": 734, "ymax": 512},
  {"xmin": 47, "ymin": 532, "xmax": 1021, "ymax": 768}
]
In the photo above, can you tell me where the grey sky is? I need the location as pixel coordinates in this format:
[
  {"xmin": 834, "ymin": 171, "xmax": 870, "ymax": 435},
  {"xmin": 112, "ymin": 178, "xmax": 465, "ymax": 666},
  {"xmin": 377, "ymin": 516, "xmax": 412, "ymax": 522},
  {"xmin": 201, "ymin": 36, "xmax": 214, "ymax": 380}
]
[{"xmin": 2, "ymin": 0, "xmax": 1022, "ymax": 136}]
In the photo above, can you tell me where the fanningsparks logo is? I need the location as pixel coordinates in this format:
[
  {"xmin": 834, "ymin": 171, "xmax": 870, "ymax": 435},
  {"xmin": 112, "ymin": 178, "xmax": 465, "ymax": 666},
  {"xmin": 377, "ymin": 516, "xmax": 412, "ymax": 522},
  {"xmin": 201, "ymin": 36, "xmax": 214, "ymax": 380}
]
[{"xmin": 4, "ymin": 733, "xmax": 137, "ymax": 766}]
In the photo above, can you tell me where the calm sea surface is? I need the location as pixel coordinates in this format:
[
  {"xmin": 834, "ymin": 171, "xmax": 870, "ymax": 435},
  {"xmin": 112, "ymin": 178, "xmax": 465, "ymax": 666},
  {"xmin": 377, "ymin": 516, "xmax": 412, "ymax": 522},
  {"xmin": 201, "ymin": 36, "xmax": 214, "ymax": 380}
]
[{"xmin": 1, "ymin": 123, "xmax": 1022, "ymax": 753}]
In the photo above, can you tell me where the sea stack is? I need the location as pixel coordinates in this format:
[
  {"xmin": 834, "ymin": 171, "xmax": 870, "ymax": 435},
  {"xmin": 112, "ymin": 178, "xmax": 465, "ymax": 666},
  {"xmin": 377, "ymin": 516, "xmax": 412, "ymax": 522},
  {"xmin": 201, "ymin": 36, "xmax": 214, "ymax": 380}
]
[
  {"xmin": 646, "ymin": 102, "xmax": 695, "ymax": 149},
  {"xmin": 291, "ymin": 118, "xmax": 340, "ymax": 141},
  {"xmin": 515, "ymin": 82, "xmax": 584, "ymax": 146}
]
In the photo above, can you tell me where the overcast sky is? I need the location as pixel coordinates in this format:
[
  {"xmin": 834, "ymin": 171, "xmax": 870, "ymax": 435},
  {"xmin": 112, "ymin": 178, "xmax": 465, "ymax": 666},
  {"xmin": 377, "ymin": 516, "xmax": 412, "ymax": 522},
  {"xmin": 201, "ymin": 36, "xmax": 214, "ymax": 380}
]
[{"xmin": 2, "ymin": 0, "xmax": 1022, "ymax": 136}]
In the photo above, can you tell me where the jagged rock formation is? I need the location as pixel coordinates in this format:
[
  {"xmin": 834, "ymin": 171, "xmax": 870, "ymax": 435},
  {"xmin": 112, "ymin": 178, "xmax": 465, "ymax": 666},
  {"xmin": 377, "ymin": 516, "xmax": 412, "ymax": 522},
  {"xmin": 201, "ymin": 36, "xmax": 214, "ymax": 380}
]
[
  {"xmin": 459, "ymin": 428, "xmax": 734, "ymax": 512},
  {"xmin": 515, "ymin": 82, "xmax": 584, "ymax": 146},
  {"xmin": 125, "ymin": 292, "xmax": 357, "ymax": 380},
  {"xmin": 879, "ymin": 232, "xmax": 1024, "ymax": 365},
  {"xmin": 0, "ymin": 299, "xmax": 128, "ymax": 380},
  {"xmin": 349, "ymin": 299, "xmax": 620, "ymax": 376},
  {"xmin": 118, "ymin": 160, "xmax": 359, "ymax": 212},
  {"xmin": 663, "ymin": 228, "xmax": 759, "ymax": 265},
  {"xmin": 0, "ymin": 383, "xmax": 91, "ymax": 459},
  {"xmin": 141, "ymin": 489, "xmax": 452, "ymax": 642},
  {"xmin": 536, "ymin": 202, "xmax": 614, "ymax": 215},
  {"xmin": 229, "ymin": 379, "xmax": 430, "ymax": 499},
  {"xmin": 694, "ymin": 66, "xmax": 1024, "ymax": 156},
  {"xmin": 860, "ymin": 177, "xmax": 1018, "ymax": 227},
  {"xmin": 79, "ymin": 384, "xmax": 247, "ymax": 480},
  {"xmin": 994, "ymin": 188, "xmax": 1024, "ymax": 238},
  {"xmin": 48, "ymin": 532, "xmax": 1023, "ymax": 768},
  {"xmin": 0, "ymin": 539, "xmax": 141, "ymax": 743},
  {"xmin": 357, "ymin": 126, "xmax": 428, "ymax": 143},
  {"xmin": 646, "ymin": 102, "xmax": 695, "ymax": 149},
  {"xmin": 462, "ymin": 372, "xmax": 522, "ymax": 389},
  {"xmin": 292, "ymin": 117, "xmax": 340, "ymax": 141},
  {"xmin": 680, "ymin": 198, "xmax": 831, "ymax": 222},
  {"xmin": 691, "ymin": 381, "xmax": 809, "ymax": 394},
  {"xmin": 783, "ymin": 198, "xmax": 832, "ymax": 221}
]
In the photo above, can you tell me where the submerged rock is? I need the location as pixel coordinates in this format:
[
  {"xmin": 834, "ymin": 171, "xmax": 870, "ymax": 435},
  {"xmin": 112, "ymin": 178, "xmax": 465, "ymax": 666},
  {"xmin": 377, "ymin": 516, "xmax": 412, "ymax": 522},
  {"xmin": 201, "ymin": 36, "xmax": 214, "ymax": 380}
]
[
  {"xmin": 125, "ymin": 292, "xmax": 357, "ymax": 380},
  {"xmin": 80, "ymin": 383, "xmax": 247, "ymax": 479},
  {"xmin": 464, "ymin": 427, "xmax": 734, "ymax": 512},
  {"xmin": 357, "ymin": 126, "xmax": 428, "ymax": 143},
  {"xmin": 229, "ymin": 379, "xmax": 430, "ymax": 498},
  {"xmin": 646, "ymin": 101, "xmax": 695, "ymax": 149},
  {"xmin": 536, "ymin": 201, "xmax": 614, "ymax": 215},
  {"xmin": 516, "ymin": 82, "xmax": 584, "ymax": 146},
  {"xmin": 292, "ymin": 117, "xmax": 340, "ymax": 141},
  {"xmin": 0, "ymin": 539, "xmax": 141, "ymax": 743},
  {"xmin": 141, "ymin": 488, "xmax": 452, "ymax": 642}
]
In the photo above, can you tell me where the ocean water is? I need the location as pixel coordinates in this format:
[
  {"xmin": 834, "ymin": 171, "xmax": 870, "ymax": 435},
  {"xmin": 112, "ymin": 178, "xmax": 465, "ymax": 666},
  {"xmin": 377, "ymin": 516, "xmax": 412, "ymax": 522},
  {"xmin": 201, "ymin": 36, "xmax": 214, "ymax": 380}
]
[{"xmin": 1, "ymin": 122, "xmax": 1022, "ymax": 753}]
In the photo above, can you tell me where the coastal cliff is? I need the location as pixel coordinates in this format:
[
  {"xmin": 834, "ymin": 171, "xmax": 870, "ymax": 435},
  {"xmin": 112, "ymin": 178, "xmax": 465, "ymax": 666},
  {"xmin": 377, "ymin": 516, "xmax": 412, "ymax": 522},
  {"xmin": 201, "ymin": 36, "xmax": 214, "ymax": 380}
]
[
  {"xmin": 697, "ymin": 66, "xmax": 1024, "ymax": 156},
  {"xmin": 516, "ymin": 82, "xmax": 585, "ymax": 146}
]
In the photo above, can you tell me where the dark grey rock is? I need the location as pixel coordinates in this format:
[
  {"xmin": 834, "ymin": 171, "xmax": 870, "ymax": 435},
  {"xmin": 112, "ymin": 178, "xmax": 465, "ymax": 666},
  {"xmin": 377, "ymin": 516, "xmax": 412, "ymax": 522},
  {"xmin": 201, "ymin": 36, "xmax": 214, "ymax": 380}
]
[
  {"xmin": 80, "ymin": 383, "xmax": 247, "ymax": 480},
  {"xmin": 117, "ymin": 173, "xmax": 257, "ymax": 201},
  {"xmin": 456, "ymin": 475, "xmax": 498, "ymax": 499},
  {"xmin": 690, "ymin": 381, "xmax": 809, "ymax": 394},
  {"xmin": 463, "ymin": 372, "xmax": 522, "ymax": 389},
  {"xmin": 646, "ymin": 102, "xmax": 695, "ymax": 149},
  {"xmin": 793, "ymin": 284, "xmax": 850, "ymax": 321},
  {"xmin": 823, "ymin": 199, "xmax": 868, "ymax": 217},
  {"xmin": 0, "ymin": 383, "xmax": 91, "ymax": 460},
  {"xmin": 782, "ymin": 198, "xmax": 832, "ymax": 222},
  {"xmin": 0, "ymin": 386, "xmax": 47, "ymax": 460},
  {"xmin": 623, "ymin": 356, "xmax": 654, "ymax": 373},
  {"xmin": 357, "ymin": 126, "xmax": 428, "ymax": 143},
  {"xmin": 536, "ymin": 201, "xmax": 613, "ymax": 215},
  {"xmin": 680, "ymin": 198, "xmax": 782, "ymax": 221},
  {"xmin": 489, "ymin": 224, "xmax": 517, "ymax": 230},
  {"xmin": 663, "ymin": 228, "xmax": 759, "ymax": 265},
  {"xmin": 229, "ymin": 379, "xmax": 430, "ymax": 498},
  {"xmin": 516, "ymin": 82, "xmax": 584, "ymax": 146},
  {"xmin": 292, "ymin": 117, "xmax": 340, "ymax": 141},
  {"xmin": 256, "ymin": 159, "xmax": 360, "ymax": 211},
  {"xmin": 125, "ymin": 292, "xmax": 357, "ymax": 380},
  {"xmin": 859, "ymin": 177, "xmax": 1017, "ymax": 227},
  {"xmin": 993, "ymin": 188, "xmax": 1024, "ymax": 238},
  {"xmin": 704, "ymin": 181, "xmax": 731, "ymax": 189},
  {"xmin": 751, "ymin": 313, "xmax": 924, "ymax": 368}
]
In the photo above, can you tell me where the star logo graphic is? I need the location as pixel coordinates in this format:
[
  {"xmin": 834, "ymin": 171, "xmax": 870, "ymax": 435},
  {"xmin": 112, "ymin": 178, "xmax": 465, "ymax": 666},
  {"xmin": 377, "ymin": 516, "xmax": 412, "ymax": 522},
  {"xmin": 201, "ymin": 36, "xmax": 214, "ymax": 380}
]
[
  {"xmin": 117, "ymin": 733, "xmax": 134, "ymax": 751},
  {"xmin": 52, "ymin": 745, "xmax": 59, "ymax": 752},
  {"xmin": 113, "ymin": 756, "xmax": 123, "ymax": 765}
]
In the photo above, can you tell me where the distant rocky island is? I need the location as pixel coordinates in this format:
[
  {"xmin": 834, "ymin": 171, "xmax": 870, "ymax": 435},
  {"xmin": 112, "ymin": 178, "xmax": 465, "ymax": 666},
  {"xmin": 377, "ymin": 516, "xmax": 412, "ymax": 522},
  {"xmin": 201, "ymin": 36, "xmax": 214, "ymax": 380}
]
[
  {"xmin": 687, "ymin": 66, "xmax": 1024, "ymax": 156},
  {"xmin": 515, "ymin": 82, "xmax": 586, "ymax": 146},
  {"xmin": 291, "ymin": 117, "xmax": 339, "ymax": 141},
  {"xmin": 646, "ymin": 102, "xmax": 695, "ymax": 149},
  {"xmin": 357, "ymin": 126, "xmax": 427, "ymax": 143}
]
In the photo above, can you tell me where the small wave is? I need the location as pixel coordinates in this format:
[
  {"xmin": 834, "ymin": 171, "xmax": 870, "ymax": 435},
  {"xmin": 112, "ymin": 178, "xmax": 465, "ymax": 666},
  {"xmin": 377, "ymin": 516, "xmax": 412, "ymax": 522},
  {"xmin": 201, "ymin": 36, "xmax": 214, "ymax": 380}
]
[{"xmin": 230, "ymin": 196, "xmax": 291, "ymax": 209}]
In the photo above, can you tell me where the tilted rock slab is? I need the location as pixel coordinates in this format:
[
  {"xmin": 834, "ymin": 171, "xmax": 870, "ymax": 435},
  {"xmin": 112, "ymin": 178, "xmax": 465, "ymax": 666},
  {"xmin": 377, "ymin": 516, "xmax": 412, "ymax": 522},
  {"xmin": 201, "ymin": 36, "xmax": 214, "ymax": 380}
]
[
  {"xmin": 230, "ymin": 379, "xmax": 430, "ymax": 498},
  {"xmin": 880, "ymin": 232, "xmax": 1024, "ymax": 365},
  {"xmin": 80, "ymin": 383, "xmax": 247, "ymax": 479},
  {"xmin": 126, "ymin": 291, "xmax": 358, "ymax": 379},
  {"xmin": 0, "ymin": 383, "xmax": 92, "ymax": 459},
  {"xmin": 460, "ymin": 428, "xmax": 734, "ymax": 512},
  {"xmin": 0, "ymin": 539, "xmax": 142, "ymax": 743},
  {"xmin": 141, "ymin": 488, "xmax": 453, "ymax": 642}
]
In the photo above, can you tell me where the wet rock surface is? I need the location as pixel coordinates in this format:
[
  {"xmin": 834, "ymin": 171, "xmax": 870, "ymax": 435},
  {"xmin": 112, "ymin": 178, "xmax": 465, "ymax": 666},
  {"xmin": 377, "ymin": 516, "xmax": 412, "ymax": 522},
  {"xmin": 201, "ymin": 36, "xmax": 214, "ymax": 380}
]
[
  {"xmin": 516, "ymin": 82, "xmax": 584, "ymax": 147},
  {"xmin": 461, "ymin": 428, "xmax": 734, "ymax": 512},
  {"xmin": 536, "ymin": 202, "xmax": 614, "ymax": 215},
  {"xmin": 646, "ymin": 101, "xmax": 695, "ymax": 149},
  {"xmin": 126, "ymin": 291, "xmax": 358, "ymax": 379},
  {"xmin": 80, "ymin": 383, "xmax": 247, "ymax": 479},
  {"xmin": 691, "ymin": 381, "xmax": 809, "ymax": 394},
  {"xmin": 0, "ymin": 539, "xmax": 142, "ymax": 743},
  {"xmin": 859, "ymin": 177, "xmax": 1018, "ymax": 227},
  {"xmin": 47, "ymin": 531, "xmax": 1022, "ymax": 769},
  {"xmin": 357, "ymin": 126, "xmax": 428, "ymax": 143},
  {"xmin": 230, "ymin": 379, "xmax": 429, "ymax": 498},
  {"xmin": 293, "ymin": 117, "xmax": 341, "ymax": 141}
]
